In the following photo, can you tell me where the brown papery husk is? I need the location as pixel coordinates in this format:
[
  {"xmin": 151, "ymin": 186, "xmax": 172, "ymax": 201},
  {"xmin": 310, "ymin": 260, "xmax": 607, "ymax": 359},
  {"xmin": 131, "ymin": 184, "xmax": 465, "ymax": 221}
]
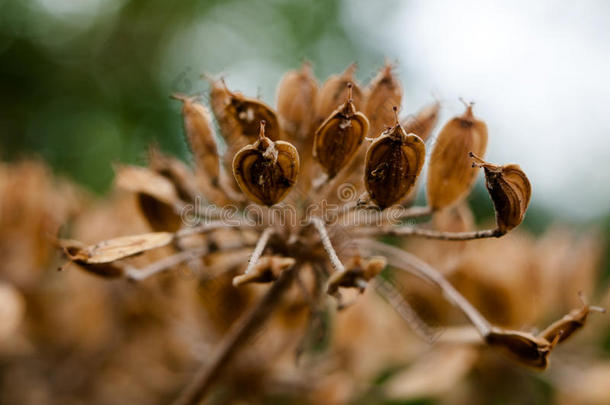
[
  {"xmin": 427, "ymin": 104, "xmax": 487, "ymax": 210},
  {"xmin": 402, "ymin": 101, "xmax": 441, "ymax": 143},
  {"xmin": 364, "ymin": 62, "xmax": 402, "ymax": 139}
]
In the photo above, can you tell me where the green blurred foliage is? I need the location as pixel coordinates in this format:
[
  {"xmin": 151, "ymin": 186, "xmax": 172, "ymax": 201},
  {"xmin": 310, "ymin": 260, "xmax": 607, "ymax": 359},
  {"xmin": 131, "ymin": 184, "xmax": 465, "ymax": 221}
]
[{"xmin": 0, "ymin": 0, "xmax": 389, "ymax": 192}]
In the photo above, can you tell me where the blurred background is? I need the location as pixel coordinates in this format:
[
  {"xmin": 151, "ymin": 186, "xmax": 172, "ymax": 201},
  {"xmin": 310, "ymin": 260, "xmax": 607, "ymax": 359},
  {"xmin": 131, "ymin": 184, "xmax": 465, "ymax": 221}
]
[{"xmin": 1, "ymin": 0, "xmax": 610, "ymax": 403}]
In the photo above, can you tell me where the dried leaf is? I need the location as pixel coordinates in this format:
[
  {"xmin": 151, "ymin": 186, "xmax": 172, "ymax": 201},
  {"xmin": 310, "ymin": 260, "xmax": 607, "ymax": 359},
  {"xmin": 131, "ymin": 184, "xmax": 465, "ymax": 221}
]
[
  {"xmin": 402, "ymin": 101, "xmax": 441, "ymax": 142},
  {"xmin": 233, "ymin": 121, "xmax": 299, "ymax": 205},
  {"xmin": 427, "ymin": 103, "xmax": 488, "ymax": 210}
]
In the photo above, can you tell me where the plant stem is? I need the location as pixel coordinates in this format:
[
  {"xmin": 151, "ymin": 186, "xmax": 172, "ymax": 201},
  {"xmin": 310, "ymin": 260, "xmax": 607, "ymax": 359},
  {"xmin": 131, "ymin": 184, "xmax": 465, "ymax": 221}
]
[
  {"xmin": 310, "ymin": 217, "xmax": 346, "ymax": 273},
  {"xmin": 356, "ymin": 226, "xmax": 501, "ymax": 240},
  {"xmin": 172, "ymin": 266, "xmax": 297, "ymax": 405},
  {"xmin": 125, "ymin": 248, "xmax": 207, "ymax": 281},
  {"xmin": 243, "ymin": 227, "xmax": 274, "ymax": 274}
]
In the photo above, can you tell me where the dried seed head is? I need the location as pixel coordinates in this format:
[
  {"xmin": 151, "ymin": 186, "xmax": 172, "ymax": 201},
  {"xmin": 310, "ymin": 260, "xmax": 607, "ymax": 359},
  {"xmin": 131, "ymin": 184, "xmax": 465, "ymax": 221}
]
[
  {"xmin": 402, "ymin": 101, "xmax": 441, "ymax": 142},
  {"xmin": 539, "ymin": 292, "xmax": 606, "ymax": 345},
  {"xmin": 470, "ymin": 153, "xmax": 532, "ymax": 234},
  {"xmin": 364, "ymin": 61, "xmax": 402, "ymax": 138},
  {"xmin": 171, "ymin": 94, "xmax": 220, "ymax": 183},
  {"xmin": 276, "ymin": 61, "xmax": 319, "ymax": 142},
  {"xmin": 485, "ymin": 328, "xmax": 556, "ymax": 370},
  {"xmin": 426, "ymin": 102, "xmax": 488, "ymax": 210},
  {"xmin": 232, "ymin": 255, "xmax": 296, "ymax": 286},
  {"xmin": 232, "ymin": 121, "xmax": 299, "ymax": 206},
  {"xmin": 314, "ymin": 63, "xmax": 363, "ymax": 133},
  {"xmin": 364, "ymin": 107, "xmax": 426, "ymax": 209},
  {"xmin": 313, "ymin": 83, "xmax": 370, "ymax": 178},
  {"xmin": 326, "ymin": 255, "xmax": 387, "ymax": 296}
]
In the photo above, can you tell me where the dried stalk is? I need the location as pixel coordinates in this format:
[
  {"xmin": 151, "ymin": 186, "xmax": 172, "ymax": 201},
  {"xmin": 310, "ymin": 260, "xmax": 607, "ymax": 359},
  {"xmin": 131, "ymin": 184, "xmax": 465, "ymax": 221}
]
[
  {"xmin": 125, "ymin": 248, "xmax": 207, "ymax": 281},
  {"xmin": 353, "ymin": 239, "xmax": 491, "ymax": 336},
  {"xmin": 310, "ymin": 217, "xmax": 345, "ymax": 273},
  {"xmin": 243, "ymin": 227, "xmax": 274, "ymax": 274},
  {"xmin": 356, "ymin": 226, "xmax": 500, "ymax": 240},
  {"xmin": 172, "ymin": 266, "xmax": 297, "ymax": 405}
]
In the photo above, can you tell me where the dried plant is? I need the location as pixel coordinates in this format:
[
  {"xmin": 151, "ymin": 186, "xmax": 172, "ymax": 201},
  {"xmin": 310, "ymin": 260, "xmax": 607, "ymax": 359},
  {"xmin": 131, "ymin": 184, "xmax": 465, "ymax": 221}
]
[{"xmin": 55, "ymin": 61, "xmax": 606, "ymax": 405}]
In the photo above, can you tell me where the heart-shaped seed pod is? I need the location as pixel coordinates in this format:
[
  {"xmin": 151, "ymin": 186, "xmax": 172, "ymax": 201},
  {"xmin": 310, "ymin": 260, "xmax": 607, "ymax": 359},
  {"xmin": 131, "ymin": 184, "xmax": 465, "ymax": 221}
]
[
  {"xmin": 313, "ymin": 63, "xmax": 363, "ymax": 134},
  {"xmin": 276, "ymin": 61, "xmax": 319, "ymax": 142},
  {"xmin": 313, "ymin": 83, "xmax": 369, "ymax": 178},
  {"xmin": 402, "ymin": 101, "xmax": 441, "ymax": 142},
  {"xmin": 364, "ymin": 107, "xmax": 426, "ymax": 209},
  {"xmin": 364, "ymin": 61, "xmax": 402, "ymax": 138},
  {"xmin": 427, "ymin": 102, "xmax": 488, "ymax": 210},
  {"xmin": 233, "ymin": 121, "xmax": 299, "ymax": 205},
  {"xmin": 470, "ymin": 153, "xmax": 531, "ymax": 234},
  {"xmin": 171, "ymin": 94, "xmax": 220, "ymax": 184}
]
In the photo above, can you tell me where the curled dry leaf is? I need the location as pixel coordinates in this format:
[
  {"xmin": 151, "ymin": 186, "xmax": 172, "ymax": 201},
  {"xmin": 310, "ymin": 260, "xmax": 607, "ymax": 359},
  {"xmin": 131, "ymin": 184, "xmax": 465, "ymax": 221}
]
[
  {"xmin": 402, "ymin": 101, "xmax": 441, "ymax": 142},
  {"xmin": 470, "ymin": 153, "xmax": 532, "ymax": 234},
  {"xmin": 314, "ymin": 63, "xmax": 363, "ymax": 133},
  {"xmin": 60, "ymin": 232, "xmax": 173, "ymax": 278},
  {"xmin": 326, "ymin": 255, "xmax": 387, "ymax": 296},
  {"xmin": 232, "ymin": 255, "xmax": 296, "ymax": 287},
  {"xmin": 171, "ymin": 94, "xmax": 220, "ymax": 184},
  {"xmin": 313, "ymin": 83, "xmax": 369, "ymax": 178},
  {"xmin": 115, "ymin": 164, "xmax": 184, "ymax": 231},
  {"xmin": 364, "ymin": 61, "xmax": 402, "ymax": 138},
  {"xmin": 276, "ymin": 61, "xmax": 319, "ymax": 142},
  {"xmin": 427, "ymin": 103, "xmax": 488, "ymax": 210},
  {"xmin": 364, "ymin": 108, "xmax": 425, "ymax": 209},
  {"xmin": 232, "ymin": 121, "xmax": 299, "ymax": 206}
]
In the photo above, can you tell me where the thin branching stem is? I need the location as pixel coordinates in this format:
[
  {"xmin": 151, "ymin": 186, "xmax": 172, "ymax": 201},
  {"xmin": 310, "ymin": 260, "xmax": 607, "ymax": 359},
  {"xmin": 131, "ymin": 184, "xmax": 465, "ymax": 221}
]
[
  {"xmin": 125, "ymin": 248, "xmax": 208, "ymax": 281},
  {"xmin": 243, "ymin": 227, "xmax": 274, "ymax": 274},
  {"xmin": 172, "ymin": 266, "xmax": 297, "ymax": 405},
  {"xmin": 310, "ymin": 217, "xmax": 346, "ymax": 273},
  {"xmin": 356, "ymin": 226, "xmax": 501, "ymax": 240},
  {"xmin": 354, "ymin": 239, "xmax": 491, "ymax": 337},
  {"xmin": 175, "ymin": 220, "xmax": 245, "ymax": 238}
]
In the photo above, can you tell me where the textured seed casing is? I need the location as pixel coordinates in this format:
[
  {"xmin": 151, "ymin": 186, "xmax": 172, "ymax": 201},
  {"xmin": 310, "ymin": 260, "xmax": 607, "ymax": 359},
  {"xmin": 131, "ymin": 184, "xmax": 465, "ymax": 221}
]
[
  {"xmin": 364, "ymin": 124, "xmax": 425, "ymax": 209},
  {"xmin": 402, "ymin": 101, "xmax": 441, "ymax": 142},
  {"xmin": 427, "ymin": 104, "xmax": 488, "ymax": 210},
  {"xmin": 313, "ymin": 91, "xmax": 369, "ymax": 178},
  {"xmin": 233, "ymin": 123, "xmax": 299, "ymax": 206}
]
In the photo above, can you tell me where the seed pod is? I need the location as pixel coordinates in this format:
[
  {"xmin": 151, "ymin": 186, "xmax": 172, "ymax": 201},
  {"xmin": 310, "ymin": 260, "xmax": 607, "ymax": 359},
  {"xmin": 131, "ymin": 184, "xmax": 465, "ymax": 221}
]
[
  {"xmin": 233, "ymin": 121, "xmax": 299, "ymax": 205},
  {"xmin": 232, "ymin": 255, "xmax": 296, "ymax": 286},
  {"xmin": 427, "ymin": 103, "xmax": 488, "ymax": 210},
  {"xmin": 171, "ymin": 94, "xmax": 220, "ymax": 183},
  {"xmin": 539, "ymin": 292, "xmax": 606, "ymax": 345},
  {"xmin": 276, "ymin": 61, "xmax": 319, "ymax": 142},
  {"xmin": 470, "ymin": 153, "xmax": 531, "ymax": 234},
  {"xmin": 313, "ymin": 84, "xmax": 369, "ymax": 178},
  {"xmin": 313, "ymin": 63, "xmax": 363, "ymax": 133},
  {"xmin": 485, "ymin": 328, "xmax": 555, "ymax": 370},
  {"xmin": 364, "ymin": 107, "xmax": 426, "ymax": 209},
  {"xmin": 402, "ymin": 101, "xmax": 441, "ymax": 142},
  {"xmin": 208, "ymin": 78, "xmax": 281, "ymax": 148},
  {"xmin": 326, "ymin": 255, "xmax": 387, "ymax": 296},
  {"xmin": 364, "ymin": 61, "xmax": 402, "ymax": 138}
]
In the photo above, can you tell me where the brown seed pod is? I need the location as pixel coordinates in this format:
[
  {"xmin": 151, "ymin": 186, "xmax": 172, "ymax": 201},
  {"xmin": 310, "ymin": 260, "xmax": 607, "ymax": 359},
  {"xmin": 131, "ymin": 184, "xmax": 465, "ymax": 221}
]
[
  {"xmin": 313, "ymin": 63, "xmax": 363, "ymax": 133},
  {"xmin": 232, "ymin": 121, "xmax": 299, "ymax": 206},
  {"xmin": 326, "ymin": 255, "xmax": 387, "ymax": 296},
  {"xmin": 208, "ymin": 78, "xmax": 281, "ymax": 147},
  {"xmin": 364, "ymin": 61, "xmax": 402, "ymax": 138},
  {"xmin": 313, "ymin": 84, "xmax": 369, "ymax": 178},
  {"xmin": 232, "ymin": 255, "xmax": 296, "ymax": 286},
  {"xmin": 171, "ymin": 94, "xmax": 220, "ymax": 183},
  {"xmin": 485, "ymin": 328, "xmax": 556, "ymax": 370},
  {"xmin": 470, "ymin": 153, "xmax": 532, "ymax": 234},
  {"xmin": 427, "ymin": 102, "xmax": 488, "ymax": 210},
  {"xmin": 539, "ymin": 292, "xmax": 606, "ymax": 345},
  {"xmin": 364, "ymin": 107, "xmax": 426, "ymax": 209},
  {"xmin": 276, "ymin": 61, "xmax": 319, "ymax": 142},
  {"xmin": 402, "ymin": 101, "xmax": 441, "ymax": 142}
]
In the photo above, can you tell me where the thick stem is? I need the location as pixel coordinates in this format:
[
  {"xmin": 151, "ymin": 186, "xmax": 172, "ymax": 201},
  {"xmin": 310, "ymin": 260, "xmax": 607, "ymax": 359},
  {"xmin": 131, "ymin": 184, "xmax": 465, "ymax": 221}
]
[
  {"xmin": 353, "ymin": 239, "xmax": 491, "ymax": 337},
  {"xmin": 172, "ymin": 266, "xmax": 297, "ymax": 405}
]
